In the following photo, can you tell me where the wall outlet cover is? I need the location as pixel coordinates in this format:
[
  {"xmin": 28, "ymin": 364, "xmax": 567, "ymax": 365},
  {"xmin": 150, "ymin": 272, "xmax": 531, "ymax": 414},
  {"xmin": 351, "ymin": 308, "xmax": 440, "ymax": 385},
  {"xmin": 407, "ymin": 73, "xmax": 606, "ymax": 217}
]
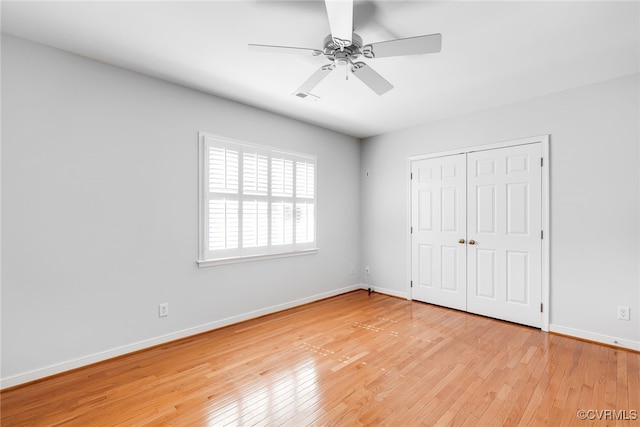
[
  {"xmin": 617, "ymin": 306, "xmax": 630, "ymax": 321},
  {"xmin": 159, "ymin": 303, "xmax": 169, "ymax": 317}
]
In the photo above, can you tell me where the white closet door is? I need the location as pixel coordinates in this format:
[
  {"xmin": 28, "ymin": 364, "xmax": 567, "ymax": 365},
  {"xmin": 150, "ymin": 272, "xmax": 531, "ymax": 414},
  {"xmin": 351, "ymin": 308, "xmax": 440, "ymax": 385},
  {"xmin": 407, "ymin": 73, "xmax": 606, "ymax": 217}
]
[
  {"xmin": 467, "ymin": 144, "xmax": 542, "ymax": 327},
  {"xmin": 411, "ymin": 154, "xmax": 467, "ymax": 310}
]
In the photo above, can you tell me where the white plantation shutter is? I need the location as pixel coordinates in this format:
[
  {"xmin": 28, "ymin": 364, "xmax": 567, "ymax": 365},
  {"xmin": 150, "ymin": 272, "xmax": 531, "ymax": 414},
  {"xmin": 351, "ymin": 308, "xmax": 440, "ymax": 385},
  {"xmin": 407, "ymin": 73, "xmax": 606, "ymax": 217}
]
[
  {"xmin": 296, "ymin": 162, "xmax": 315, "ymax": 198},
  {"xmin": 199, "ymin": 133, "xmax": 316, "ymax": 264},
  {"xmin": 296, "ymin": 202, "xmax": 315, "ymax": 243},
  {"xmin": 271, "ymin": 157, "xmax": 293, "ymax": 197},
  {"xmin": 295, "ymin": 161, "xmax": 316, "ymax": 245},
  {"xmin": 209, "ymin": 147, "xmax": 238, "ymax": 193},
  {"xmin": 209, "ymin": 199, "xmax": 238, "ymax": 250},
  {"xmin": 207, "ymin": 144, "xmax": 239, "ymax": 252},
  {"xmin": 271, "ymin": 201, "xmax": 294, "ymax": 245},
  {"xmin": 242, "ymin": 150, "xmax": 268, "ymax": 249},
  {"xmin": 243, "ymin": 200, "xmax": 268, "ymax": 248},
  {"xmin": 243, "ymin": 152, "xmax": 268, "ymax": 195}
]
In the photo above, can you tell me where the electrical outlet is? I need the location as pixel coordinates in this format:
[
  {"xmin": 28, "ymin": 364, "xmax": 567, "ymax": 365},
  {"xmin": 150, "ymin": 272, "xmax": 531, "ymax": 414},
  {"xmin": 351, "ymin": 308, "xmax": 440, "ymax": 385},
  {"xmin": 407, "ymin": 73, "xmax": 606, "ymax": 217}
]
[
  {"xmin": 350, "ymin": 266, "xmax": 355, "ymax": 275},
  {"xmin": 365, "ymin": 266, "xmax": 370, "ymax": 274},
  {"xmin": 159, "ymin": 303, "xmax": 169, "ymax": 318},
  {"xmin": 617, "ymin": 306, "xmax": 630, "ymax": 321}
]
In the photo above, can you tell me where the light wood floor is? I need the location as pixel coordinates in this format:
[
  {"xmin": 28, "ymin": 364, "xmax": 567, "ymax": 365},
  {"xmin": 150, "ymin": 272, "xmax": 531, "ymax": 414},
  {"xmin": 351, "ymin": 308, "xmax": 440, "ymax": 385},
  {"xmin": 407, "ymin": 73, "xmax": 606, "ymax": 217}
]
[{"xmin": 2, "ymin": 290, "xmax": 639, "ymax": 426}]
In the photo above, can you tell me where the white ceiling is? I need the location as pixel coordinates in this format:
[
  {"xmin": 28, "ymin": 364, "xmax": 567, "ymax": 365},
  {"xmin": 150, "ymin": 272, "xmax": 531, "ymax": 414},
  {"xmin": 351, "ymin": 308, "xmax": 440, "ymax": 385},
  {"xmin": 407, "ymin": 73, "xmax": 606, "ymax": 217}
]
[{"xmin": 2, "ymin": 1, "xmax": 639, "ymax": 138}]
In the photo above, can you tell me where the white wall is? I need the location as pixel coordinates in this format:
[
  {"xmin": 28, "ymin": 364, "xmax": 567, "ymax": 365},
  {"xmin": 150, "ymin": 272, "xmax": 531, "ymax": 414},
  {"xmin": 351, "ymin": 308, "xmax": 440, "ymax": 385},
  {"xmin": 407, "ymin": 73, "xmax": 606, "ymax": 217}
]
[
  {"xmin": 1, "ymin": 35, "xmax": 362, "ymax": 386},
  {"xmin": 361, "ymin": 73, "xmax": 640, "ymax": 349}
]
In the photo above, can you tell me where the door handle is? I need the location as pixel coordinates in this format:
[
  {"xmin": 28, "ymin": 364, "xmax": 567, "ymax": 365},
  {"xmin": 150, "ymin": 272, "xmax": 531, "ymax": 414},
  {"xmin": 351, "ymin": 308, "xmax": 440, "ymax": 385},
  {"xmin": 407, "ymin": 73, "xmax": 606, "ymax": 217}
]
[
  {"xmin": 468, "ymin": 240, "xmax": 476, "ymax": 245},
  {"xmin": 458, "ymin": 239, "xmax": 465, "ymax": 244}
]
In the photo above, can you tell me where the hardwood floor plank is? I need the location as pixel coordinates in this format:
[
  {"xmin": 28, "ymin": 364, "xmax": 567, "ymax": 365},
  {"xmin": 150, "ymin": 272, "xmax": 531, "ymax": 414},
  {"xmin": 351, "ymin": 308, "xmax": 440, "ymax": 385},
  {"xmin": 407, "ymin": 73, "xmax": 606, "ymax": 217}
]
[{"xmin": 2, "ymin": 291, "xmax": 638, "ymax": 426}]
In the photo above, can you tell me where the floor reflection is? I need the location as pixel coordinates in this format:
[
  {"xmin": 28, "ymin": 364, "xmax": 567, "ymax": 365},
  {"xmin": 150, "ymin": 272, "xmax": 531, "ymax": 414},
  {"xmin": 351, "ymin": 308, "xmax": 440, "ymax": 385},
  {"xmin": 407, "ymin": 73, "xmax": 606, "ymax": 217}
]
[{"xmin": 205, "ymin": 357, "xmax": 320, "ymax": 425}]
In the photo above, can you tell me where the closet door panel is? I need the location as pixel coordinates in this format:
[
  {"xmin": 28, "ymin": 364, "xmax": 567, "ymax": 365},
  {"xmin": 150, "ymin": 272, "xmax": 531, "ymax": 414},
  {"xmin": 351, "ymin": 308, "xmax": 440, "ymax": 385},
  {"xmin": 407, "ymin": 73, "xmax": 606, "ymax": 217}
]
[
  {"xmin": 411, "ymin": 154, "xmax": 467, "ymax": 310},
  {"xmin": 467, "ymin": 144, "xmax": 542, "ymax": 327}
]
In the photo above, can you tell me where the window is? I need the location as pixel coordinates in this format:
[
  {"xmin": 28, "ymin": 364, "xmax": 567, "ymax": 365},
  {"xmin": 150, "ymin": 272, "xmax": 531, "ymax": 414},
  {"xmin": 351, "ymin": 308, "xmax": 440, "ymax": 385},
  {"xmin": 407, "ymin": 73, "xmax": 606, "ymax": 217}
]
[{"xmin": 198, "ymin": 133, "xmax": 317, "ymax": 266}]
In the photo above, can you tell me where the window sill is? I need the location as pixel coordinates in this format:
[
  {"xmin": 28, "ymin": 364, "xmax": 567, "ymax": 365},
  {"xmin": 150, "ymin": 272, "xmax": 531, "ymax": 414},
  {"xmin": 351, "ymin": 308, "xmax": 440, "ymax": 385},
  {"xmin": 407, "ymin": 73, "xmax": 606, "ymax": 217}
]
[{"xmin": 197, "ymin": 248, "xmax": 318, "ymax": 267}]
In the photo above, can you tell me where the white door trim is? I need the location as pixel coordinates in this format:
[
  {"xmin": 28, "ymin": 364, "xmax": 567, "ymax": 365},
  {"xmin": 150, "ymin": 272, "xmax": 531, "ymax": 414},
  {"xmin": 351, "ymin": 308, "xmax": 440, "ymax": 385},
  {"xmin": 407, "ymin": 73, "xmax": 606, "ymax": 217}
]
[{"xmin": 406, "ymin": 134, "xmax": 550, "ymax": 331}]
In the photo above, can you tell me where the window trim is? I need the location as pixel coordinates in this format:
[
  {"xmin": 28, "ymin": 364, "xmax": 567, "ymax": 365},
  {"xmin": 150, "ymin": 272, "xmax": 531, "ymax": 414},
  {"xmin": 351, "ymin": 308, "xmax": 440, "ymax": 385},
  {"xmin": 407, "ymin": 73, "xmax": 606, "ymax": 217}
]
[
  {"xmin": 197, "ymin": 132, "xmax": 318, "ymax": 267},
  {"xmin": 197, "ymin": 248, "xmax": 318, "ymax": 267}
]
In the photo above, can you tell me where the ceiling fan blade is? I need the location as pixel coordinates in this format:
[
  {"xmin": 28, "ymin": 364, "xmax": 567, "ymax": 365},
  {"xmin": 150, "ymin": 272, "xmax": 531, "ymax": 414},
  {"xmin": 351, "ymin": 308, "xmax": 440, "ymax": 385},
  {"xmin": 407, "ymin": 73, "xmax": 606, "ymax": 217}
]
[
  {"xmin": 249, "ymin": 44, "xmax": 322, "ymax": 56},
  {"xmin": 325, "ymin": 0, "xmax": 353, "ymax": 47},
  {"xmin": 366, "ymin": 33, "xmax": 442, "ymax": 58},
  {"xmin": 294, "ymin": 64, "xmax": 335, "ymax": 95},
  {"xmin": 351, "ymin": 62, "xmax": 393, "ymax": 95}
]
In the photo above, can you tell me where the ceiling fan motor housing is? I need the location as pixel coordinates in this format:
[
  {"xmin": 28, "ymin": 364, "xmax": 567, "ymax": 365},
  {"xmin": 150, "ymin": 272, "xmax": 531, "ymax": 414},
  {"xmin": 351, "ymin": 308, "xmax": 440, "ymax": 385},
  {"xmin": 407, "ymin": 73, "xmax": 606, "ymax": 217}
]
[{"xmin": 323, "ymin": 32, "xmax": 364, "ymax": 63}]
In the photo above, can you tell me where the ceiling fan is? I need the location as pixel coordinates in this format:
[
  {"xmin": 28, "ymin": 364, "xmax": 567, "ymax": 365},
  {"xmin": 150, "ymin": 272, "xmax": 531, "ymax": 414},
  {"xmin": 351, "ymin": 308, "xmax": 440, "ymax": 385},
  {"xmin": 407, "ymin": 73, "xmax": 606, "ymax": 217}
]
[{"xmin": 249, "ymin": 0, "xmax": 442, "ymax": 97}]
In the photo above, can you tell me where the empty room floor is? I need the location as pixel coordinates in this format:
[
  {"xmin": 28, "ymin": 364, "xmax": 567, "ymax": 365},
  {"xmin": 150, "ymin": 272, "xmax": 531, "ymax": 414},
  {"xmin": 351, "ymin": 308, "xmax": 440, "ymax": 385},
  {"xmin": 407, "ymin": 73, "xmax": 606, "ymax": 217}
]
[{"xmin": 1, "ymin": 290, "xmax": 638, "ymax": 426}]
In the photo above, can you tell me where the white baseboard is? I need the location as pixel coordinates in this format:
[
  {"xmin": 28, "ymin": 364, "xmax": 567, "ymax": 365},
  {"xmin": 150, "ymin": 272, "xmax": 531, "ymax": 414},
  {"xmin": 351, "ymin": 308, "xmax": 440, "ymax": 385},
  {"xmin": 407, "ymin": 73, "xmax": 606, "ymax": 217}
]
[
  {"xmin": 549, "ymin": 324, "xmax": 640, "ymax": 351},
  {"xmin": 359, "ymin": 283, "xmax": 408, "ymax": 300},
  {"xmin": 0, "ymin": 284, "xmax": 361, "ymax": 390}
]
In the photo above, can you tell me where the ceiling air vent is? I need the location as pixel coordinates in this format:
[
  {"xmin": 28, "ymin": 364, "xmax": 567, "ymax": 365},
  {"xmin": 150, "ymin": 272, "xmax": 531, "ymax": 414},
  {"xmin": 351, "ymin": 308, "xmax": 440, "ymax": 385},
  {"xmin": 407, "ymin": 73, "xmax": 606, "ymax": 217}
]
[{"xmin": 294, "ymin": 92, "xmax": 320, "ymax": 102}]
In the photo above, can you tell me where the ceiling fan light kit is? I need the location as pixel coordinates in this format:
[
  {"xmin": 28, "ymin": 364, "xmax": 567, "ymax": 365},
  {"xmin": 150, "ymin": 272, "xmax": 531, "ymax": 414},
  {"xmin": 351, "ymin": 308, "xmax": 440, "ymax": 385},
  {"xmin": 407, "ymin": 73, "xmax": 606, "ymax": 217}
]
[{"xmin": 249, "ymin": 0, "xmax": 442, "ymax": 98}]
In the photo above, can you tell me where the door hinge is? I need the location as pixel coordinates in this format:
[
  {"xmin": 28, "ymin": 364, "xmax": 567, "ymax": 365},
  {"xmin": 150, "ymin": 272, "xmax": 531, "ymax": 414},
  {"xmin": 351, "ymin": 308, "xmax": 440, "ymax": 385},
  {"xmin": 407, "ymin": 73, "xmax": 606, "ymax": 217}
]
[
  {"xmin": 541, "ymin": 157, "xmax": 544, "ymax": 167},
  {"xmin": 540, "ymin": 303, "xmax": 543, "ymax": 313},
  {"xmin": 541, "ymin": 230, "xmax": 543, "ymax": 239},
  {"xmin": 410, "ymin": 172, "xmax": 413, "ymax": 180},
  {"xmin": 411, "ymin": 280, "xmax": 413, "ymax": 288},
  {"xmin": 411, "ymin": 226, "xmax": 413, "ymax": 234}
]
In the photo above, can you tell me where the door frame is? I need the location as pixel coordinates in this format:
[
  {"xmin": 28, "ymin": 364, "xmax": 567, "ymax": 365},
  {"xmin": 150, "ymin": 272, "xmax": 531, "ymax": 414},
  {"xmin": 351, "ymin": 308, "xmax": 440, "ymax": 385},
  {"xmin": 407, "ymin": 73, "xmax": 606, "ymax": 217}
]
[{"xmin": 406, "ymin": 135, "xmax": 550, "ymax": 331}]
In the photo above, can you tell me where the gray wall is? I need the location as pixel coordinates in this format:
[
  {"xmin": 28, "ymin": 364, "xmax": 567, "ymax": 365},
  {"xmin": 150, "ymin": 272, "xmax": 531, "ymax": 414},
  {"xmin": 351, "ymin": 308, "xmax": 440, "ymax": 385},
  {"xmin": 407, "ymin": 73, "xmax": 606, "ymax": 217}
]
[
  {"xmin": 3, "ymin": 34, "xmax": 639, "ymax": 387},
  {"xmin": 360, "ymin": 73, "xmax": 640, "ymax": 348},
  {"xmin": 1, "ymin": 36, "xmax": 362, "ymax": 386}
]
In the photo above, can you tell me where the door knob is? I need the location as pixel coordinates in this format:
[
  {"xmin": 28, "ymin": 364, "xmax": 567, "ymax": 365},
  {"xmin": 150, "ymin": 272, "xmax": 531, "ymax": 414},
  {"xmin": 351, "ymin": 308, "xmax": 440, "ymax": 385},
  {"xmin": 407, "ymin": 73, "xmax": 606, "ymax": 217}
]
[
  {"xmin": 458, "ymin": 239, "xmax": 465, "ymax": 244},
  {"xmin": 468, "ymin": 240, "xmax": 476, "ymax": 245}
]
